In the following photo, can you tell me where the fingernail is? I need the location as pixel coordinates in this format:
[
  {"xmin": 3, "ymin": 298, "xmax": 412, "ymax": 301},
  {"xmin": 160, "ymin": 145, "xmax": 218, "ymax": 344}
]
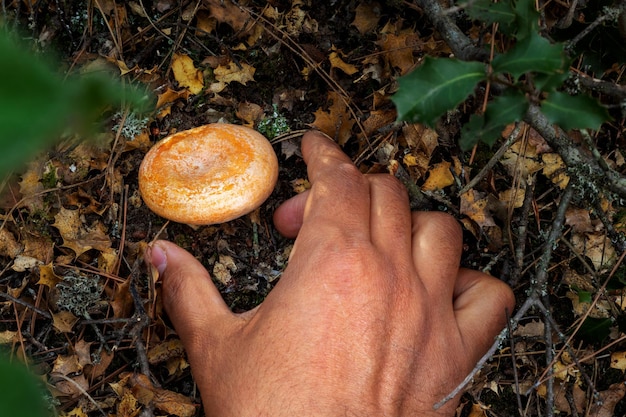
[{"xmin": 148, "ymin": 243, "xmax": 167, "ymax": 276}]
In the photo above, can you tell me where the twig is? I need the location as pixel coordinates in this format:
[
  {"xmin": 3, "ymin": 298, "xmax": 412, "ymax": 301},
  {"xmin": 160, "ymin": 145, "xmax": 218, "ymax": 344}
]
[
  {"xmin": 565, "ymin": 2, "xmax": 626, "ymax": 52},
  {"xmin": 506, "ymin": 309, "xmax": 524, "ymax": 416},
  {"xmin": 458, "ymin": 123, "xmax": 522, "ymax": 196},
  {"xmin": 0, "ymin": 291, "xmax": 52, "ymax": 319},
  {"xmin": 510, "ymin": 175, "xmax": 535, "ymax": 286}
]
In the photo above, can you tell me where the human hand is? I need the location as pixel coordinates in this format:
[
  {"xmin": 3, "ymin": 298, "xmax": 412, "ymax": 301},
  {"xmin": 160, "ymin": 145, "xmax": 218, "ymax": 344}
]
[{"xmin": 146, "ymin": 131, "xmax": 515, "ymax": 416}]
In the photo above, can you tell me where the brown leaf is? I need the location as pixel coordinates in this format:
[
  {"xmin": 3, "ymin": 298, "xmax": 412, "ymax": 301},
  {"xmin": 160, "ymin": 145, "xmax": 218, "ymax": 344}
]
[
  {"xmin": 129, "ymin": 373, "xmax": 197, "ymax": 417},
  {"xmin": 147, "ymin": 339, "xmax": 185, "ymax": 365},
  {"xmin": 0, "ymin": 228, "xmax": 22, "ymax": 258},
  {"xmin": 377, "ymin": 31, "xmax": 420, "ymax": 75},
  {"xmin": 37, "ymin": 263, "xmax": 63, "ymax": 289},
  {"xmin": 53, "ymin": 207, "xmax": 112, "ymax": 258},
  {"xmin": 52, "ymin": 310, "xmax": 79, "ymax": 333},
  {"xmin": 236, "ymin": 101, "xmax": 264, "ymax": 127},
  {"xmin": 110, "ymin": 277, "xmax": 133, "ymax": 319},
  {"xmin": 352, "ymin": 2, "xmax": 381, "ymax": 34},
  {"xmin": 590, "ymin": 383, "xmax": 626, "ymax": 417},
  {"xmin": 311, "ymin": 91, "xmax": 355, "ymax": 146},
  {"xmin": 571, "ymin": 232, "xmax": 616, "ymax": 271},
  {"xmin": 565, "ymin": 208, "xmax": 594, "ymax": 233},
  {"xmin": 460, "ymin": 190, "xmax": 496, "ymax": 228},
  {"xmin": 52, "ymin": 354, "xmax": 82, "ymax": 376},
  {"xmin": 205, "ymin": 0, "xmax": 252, "ymax": 33}
]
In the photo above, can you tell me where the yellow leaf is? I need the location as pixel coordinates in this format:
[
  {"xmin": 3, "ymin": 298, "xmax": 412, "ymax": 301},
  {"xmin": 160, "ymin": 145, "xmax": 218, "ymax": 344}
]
[
  {"xmin": 0, "ymin": 330, "xmax": 17, "ymax": 344},
  {"xmin": 171, "ymin": 53, "xmax": 204, "ymax": 95},
  {"xmin": 542, "ymin": 153, "xmax": 569, "ymax": 189},
  {"xmin": 329, "ymin": 50, "xmax": 358, "ymax": 75},
  {"xmin": 499, "ymin": 188, "xmax": 525, "ymax": 209},
  {"xmin": 214, "ymin": 61, "xmax": 256, "ymax": 85},
  {"xmin": 422, "ymin": 161, "xmax": 454, "ymax": 191},
  {"xmin": 610, "ymin": 351, "xmax": 626, "ymax": 371}
]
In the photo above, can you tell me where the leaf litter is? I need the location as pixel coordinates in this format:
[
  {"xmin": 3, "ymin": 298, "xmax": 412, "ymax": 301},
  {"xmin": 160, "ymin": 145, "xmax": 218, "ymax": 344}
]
[{"xmin": 1, "ymin": 1, "xmax": 626, "ymax": 416}]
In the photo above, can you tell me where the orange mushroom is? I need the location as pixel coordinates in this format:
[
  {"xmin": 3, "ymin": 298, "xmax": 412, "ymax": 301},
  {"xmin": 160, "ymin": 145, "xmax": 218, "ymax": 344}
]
[{"xmin": 138, "ymin": 123, "xmax": 279, "ymax": 225}]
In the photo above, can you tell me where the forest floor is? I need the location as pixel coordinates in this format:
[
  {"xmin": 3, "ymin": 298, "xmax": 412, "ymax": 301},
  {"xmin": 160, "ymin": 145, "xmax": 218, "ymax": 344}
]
[{"xmin": 2, "ymin": 1, "xmax": 626, "ymax": 416}]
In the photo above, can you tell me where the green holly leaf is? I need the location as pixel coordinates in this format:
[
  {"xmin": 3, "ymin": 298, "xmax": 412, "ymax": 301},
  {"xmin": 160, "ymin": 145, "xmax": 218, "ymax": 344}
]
[
  {"xmin": 541, "ymin": 92, "xmax": 610, "ymax": 131},
  {"xmin": 492, "ymin": 31, "xmax": 566, "ymax": 79},
  {"xmin": 392, "ymin": 57, "xmax": 486, "ymax": 126},
  {"xmin": 534, "ymin": 71, "xmax": 570, "ymax": 92},
  {"xmin": 460, "ymin": 90, "xmax": 528, "ymax": 149},
  {"xmin": 512, "ymin": 0, "xmax": 540, "ymax": 40},
  {"xmin": 466, "ymin": 0, "xmax": 516, "ymax": 33}
]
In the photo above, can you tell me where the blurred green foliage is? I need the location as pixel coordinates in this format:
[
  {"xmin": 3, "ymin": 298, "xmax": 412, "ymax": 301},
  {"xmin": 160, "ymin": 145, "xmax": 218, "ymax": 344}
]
[
  {"xmin": 0, "ymin": 33, "xmax": 149, "ymax": 179},
  {"xmin": 0, "ymin": 356, "xmax": 51, "ymax": 417}
]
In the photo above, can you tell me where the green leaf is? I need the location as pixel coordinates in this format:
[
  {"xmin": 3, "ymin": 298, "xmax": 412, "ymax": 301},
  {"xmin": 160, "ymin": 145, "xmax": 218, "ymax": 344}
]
[
  {"xmin": 392, "ymin": 57, "xmax": 486, "ymax": 126},
  {"xmin": 512, "ymin": 0, "xmax": 540, "ymax": 40},
  {"xmin": 578, "ymin": 317, "xmax": 612, "ymax": 343},
  {"xmin": 0, "ymin": 34, "xmax": 149, "ymax": 180},
  {"xmin": 492, "ymin": 31, "xmax": 566, "ymax": 79},
  {"xmin": 0, "ymin": 356, "xmax": 51, "ymax": 417},
  {"xmin": 541, "ymin": 92, "xmax": 610, "ymax": 131},
  {"xmin": 534, "ymin": 71, "xmax": 570, "ymax": 92},
  {"xmin": 466, "ymin": 0, "xmax": 516, "ymax": 30},
  {"xmin": 460, "ymin": 90, "xmax": 528, "ymax": 149}
]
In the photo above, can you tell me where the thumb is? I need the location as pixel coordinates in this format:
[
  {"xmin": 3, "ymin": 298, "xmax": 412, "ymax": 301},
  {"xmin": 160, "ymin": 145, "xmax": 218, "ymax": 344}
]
[
  {"xmin": 453, "ymin": 268, "xmax": 515, "ymax": 363},
  {"xmin": 273, "ymin": 189, "xmax": 309, "ymax": 238},
  {"xmin": 147, "ymin": 240, "xmax": 236, "ymax": 344}
]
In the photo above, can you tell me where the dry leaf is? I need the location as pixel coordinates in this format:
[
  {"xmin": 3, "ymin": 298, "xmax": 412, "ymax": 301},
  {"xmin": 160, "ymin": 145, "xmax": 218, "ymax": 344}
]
[
  {"xmin": 610, "ymin": 351, "xmax": 626, "ymax": 371},
  {"xmin": 377, "ymin": 31, "xmax": 420, "ymax": 75},
  {"xmin": 500, "ymin": 141, "xmax": 543, "ymax": 178},
  {"xmin": 467, "ymin": 403, "xmax": 488, "ymax": 417},
  {"xmin": 499, "ymin": 188, "xmax": 525, "ymax": 209},
  {"xmin": 329, "ymin": 50, "xmax": 359, "ymax": 75},
  {"xmin": 214, "ymin": 61, "xmax": 255, "ymax": 85},
  {"xmin": 542, "ymin": 153, "xmax": 570, "ymax": 189},
  {"xmin": 565, "ymin": 208, "xmax": 594, "ymax": 233},
  {"xmin": 0, "ymin": 330, "xmax": 17, "ymax": 344},
  {"xmin": 53, "ymin": 310, "xmax": 79, "ymax": 333},
  {"xmin": 422, "ymin": 161, "xmax": 454, "ymax": 191},
  {"xmin": 352, "ymin": 2, "xmax": 381, "ymax": 34},
  {"xmin": 148, "ymin": 339, "xmax": 185, "ymax": 365},
  {"xmin": 156, "ymin": 87, "xmax": 191, "ymax": 109},
  {"xmin": 53, "ymin": 207, "xmax": 112, "ymax": 258},
  {"xmin": 589, "ymin": 383, "xmax": 626, "ymax": 417},
  {"xmin": 18, "ymin": 160, "xmax": 45, "ymax": 210},
  {"xmin": 0, "ymin": 228, "xmax": 22, "ymax": 258},
  {"xmin": 311, "ymin": 91, "xmax": 355, "ymax": 146},
  {"xmin": 171, "ymin": 53, "xmax": 204, "ymax": 95},
  {"xmin": 571, "ymin": 232, "xmax": 616, "ymax": 271},
  {"xmin": 52, "ymin": 354, "xmax": 82, "ymax": 376},
  {"xmin": 236, "ymin": 101, "xmax": 264, "ymax": 126},
  {"xmin": 116, "ymin": 390, "xmax": 141, "ymax": 417},
  {"xmin": 38, "ymin": 263, "xmax": 63, "ymax": 289},
  {"xmin": 460, "ymin": 190, "xmax": 496, "ymax": 228}
]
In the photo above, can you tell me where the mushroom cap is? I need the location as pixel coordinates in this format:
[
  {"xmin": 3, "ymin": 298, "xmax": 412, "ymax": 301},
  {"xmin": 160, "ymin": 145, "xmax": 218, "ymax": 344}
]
[{"xmin": 138, "ymin": 123, "xmax": 278, "ymax": 225}]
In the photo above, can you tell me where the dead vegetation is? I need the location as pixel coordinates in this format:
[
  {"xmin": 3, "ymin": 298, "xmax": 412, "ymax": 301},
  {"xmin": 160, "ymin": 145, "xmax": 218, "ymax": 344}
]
[{"xmin": 1, "ymin": 1, "xmax": 626, "ymax": 416}]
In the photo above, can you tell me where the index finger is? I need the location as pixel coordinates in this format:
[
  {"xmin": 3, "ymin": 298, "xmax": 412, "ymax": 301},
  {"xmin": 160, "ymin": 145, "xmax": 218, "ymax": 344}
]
[{"xmin": 297, "ymin": 131, "xmax": 371, "ymax": 244}]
